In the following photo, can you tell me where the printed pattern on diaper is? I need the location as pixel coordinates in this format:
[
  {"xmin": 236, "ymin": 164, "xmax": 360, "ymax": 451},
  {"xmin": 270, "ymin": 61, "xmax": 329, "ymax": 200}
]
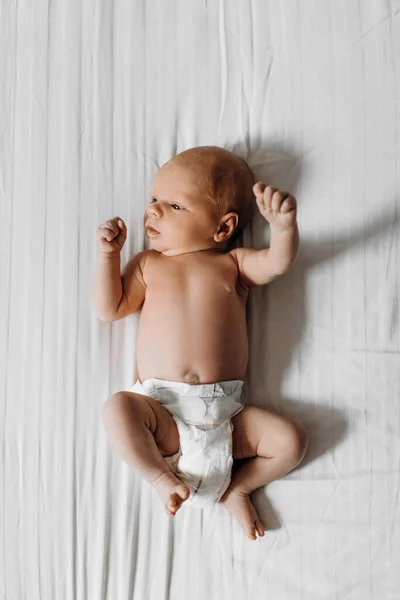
[
  {"xmin": 173, "ymin": 419, "xmax": 234, "ymax": 507},
  {"xmin": 145, "ymin": 379, "xmax": 245, "ymax": 428}
]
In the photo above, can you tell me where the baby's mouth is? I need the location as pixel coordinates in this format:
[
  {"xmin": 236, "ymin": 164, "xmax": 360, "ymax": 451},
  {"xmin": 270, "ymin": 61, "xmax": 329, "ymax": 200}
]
[{"xmin": 147, "ymin": 225, "xmax": 160, "ymax": 236}]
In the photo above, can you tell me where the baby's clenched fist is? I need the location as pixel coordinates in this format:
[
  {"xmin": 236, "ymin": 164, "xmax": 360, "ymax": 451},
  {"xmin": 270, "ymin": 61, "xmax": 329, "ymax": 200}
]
[
  {"xmin": 96, "ymin": 216, "xmax": 127, "ymax": 255},
  {"xmin": 253, "ymin": 182, "xmax": 297, "ymax": 230}
]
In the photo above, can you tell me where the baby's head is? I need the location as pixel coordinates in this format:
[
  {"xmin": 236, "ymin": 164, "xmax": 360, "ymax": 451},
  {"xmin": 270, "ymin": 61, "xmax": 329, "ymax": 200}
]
[{"xmin": 144, "ymin": 146, "xmax": 255, "ymax": 256}]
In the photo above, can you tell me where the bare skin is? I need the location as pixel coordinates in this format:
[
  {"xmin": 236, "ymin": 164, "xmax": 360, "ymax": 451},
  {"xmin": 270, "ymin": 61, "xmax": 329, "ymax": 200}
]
[{"xmin": 94, "ymin": 146, "xmax": 308, "ymax": 540}]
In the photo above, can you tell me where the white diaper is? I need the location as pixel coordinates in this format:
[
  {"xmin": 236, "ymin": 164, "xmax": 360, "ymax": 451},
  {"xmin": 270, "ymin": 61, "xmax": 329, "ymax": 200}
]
[{"xmin": 129, "ymin": 377, "xmax": 246, "ymax": 508}]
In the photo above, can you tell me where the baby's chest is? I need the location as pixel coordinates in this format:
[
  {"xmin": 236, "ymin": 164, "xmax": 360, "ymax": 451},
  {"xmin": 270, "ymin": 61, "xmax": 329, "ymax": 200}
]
[{"xmin": 146, "ymin": 262, "xmax": 248, "ymax": 303}]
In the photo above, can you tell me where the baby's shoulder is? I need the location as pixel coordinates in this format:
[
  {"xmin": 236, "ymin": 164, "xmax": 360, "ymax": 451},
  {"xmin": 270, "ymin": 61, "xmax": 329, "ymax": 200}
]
[
  {"xmin": 140, "ymin": 249, "xmax": 159, "ymax": 262},
  {"xmin": 138, "ymin": 249, "xmax": 160, "ymax": 280}
]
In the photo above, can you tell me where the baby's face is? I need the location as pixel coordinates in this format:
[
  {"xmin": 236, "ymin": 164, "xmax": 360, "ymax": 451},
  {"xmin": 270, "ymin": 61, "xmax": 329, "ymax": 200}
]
[{"xmin": 144, "ymin": 161, "xmax": 224, "ymax": 256}]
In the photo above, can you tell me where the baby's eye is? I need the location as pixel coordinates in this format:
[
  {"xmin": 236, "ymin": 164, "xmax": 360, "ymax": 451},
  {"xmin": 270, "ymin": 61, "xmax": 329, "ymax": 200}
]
[{"xmin": 150, "ymin": 198, "xmax": 181, "ymax": 210}]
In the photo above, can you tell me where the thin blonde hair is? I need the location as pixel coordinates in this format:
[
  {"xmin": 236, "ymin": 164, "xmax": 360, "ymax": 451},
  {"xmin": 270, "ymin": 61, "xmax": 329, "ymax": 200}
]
[{"xmin": 170, "ymin": 146, "xmax": 255, "ymax": 244}]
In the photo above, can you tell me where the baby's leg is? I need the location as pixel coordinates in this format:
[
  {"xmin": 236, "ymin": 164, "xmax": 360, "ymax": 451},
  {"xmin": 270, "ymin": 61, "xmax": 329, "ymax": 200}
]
[
  {"xmin": 102, "ymin": 391, "xmax": 189, "ymax": 516},
  {"xmin": 218, "ymin": 406, "xmax": 308, "ymax": 540}
]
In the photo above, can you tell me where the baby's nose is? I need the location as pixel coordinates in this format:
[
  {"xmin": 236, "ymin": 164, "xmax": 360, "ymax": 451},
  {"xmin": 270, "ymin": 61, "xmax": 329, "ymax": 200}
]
[{"xmin": 147, "ymin": 204, "xmax": 161, "ymax": 216}]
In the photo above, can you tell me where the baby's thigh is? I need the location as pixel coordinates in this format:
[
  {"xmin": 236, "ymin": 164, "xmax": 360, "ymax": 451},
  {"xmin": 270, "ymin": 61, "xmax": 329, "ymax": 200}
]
[
  {"xmin": 231, "ymin": 405, "xmax": 307, "ymax": 460},
  {"xmin": 107, "ymin": 390, "xmax": 180, "ymax": 458},
  {"xmin": 140, "ymin": 393, "xmax": 180, "ymax": 457}
]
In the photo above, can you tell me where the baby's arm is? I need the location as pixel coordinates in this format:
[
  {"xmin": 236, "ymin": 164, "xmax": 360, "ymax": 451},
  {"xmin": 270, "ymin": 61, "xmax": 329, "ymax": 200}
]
[
  {"xmin": 231, "ymin": 184, "xmax": 299, "ymax": 287},
  {"xmin": 92, "ymin": 216, "xmax": 147, "ymax": 321}
]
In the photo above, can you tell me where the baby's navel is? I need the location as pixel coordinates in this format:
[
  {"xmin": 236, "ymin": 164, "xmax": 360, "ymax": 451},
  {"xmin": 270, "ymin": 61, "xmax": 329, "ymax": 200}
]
[{"xmin": 183, "ymin": 371, "xmax": 201, "ymax": 385}]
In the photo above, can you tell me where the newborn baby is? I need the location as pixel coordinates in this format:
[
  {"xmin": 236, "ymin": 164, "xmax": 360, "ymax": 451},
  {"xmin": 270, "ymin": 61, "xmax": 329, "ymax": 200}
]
[{"xmin": 93, "ymin": 146, "xmax": 308, "ymax": 541}]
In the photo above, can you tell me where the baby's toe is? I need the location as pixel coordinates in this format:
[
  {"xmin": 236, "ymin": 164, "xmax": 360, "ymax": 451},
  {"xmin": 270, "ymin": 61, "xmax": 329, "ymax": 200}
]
[
  {"xmin": 168, "ymin": 490, "xmax": 186, "ymax": 512},
  {"xmin": 247, "ymin": 520, "xmax": 266, "ymax": 540},
  {"xmin": 177, "ymin": 485, "xmax": 190, "ymax": 500},
  {"xmin": 168, "ymin": 495, "xmax": 179, "ymax": 512},
  {"xmin": 255, "ymin": 520, "xmax": 265, "ymax": 537}
]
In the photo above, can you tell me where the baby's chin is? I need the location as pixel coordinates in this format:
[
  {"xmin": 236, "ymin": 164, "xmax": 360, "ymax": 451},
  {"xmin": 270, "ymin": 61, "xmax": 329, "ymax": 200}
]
[
  {"xmin": 147, "ymin": 235, "xmax": 217, "ymax": 256},
  {"xmin": 153, "ymin": 243, "xmax": 202, "ymax": 256},
  {"xmin": 148, "ymin": 238, "xmax": 180, "ymax": 255}
]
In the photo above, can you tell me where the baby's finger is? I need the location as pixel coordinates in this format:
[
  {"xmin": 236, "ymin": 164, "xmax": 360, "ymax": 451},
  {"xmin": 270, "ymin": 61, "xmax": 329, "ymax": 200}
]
[
  {"xmin": 271, "ymin": 190, "xmax": 286, "ymax": 213},
  {"xmin": 253, "ymin": 182, "xmax": 267, "ymax": 198},
  {"xmin": 97, "ymin": 225, "xmax": 113, "ymax": 240},
  {"xmin": 281, "ymin": 195, "xmax": 296, "ymax": 213},
  {"xmin": 262, "ymin": 186, "xmax": 277, "ymax": 213},
  {"xmin": 103, "ymin": 216, "xmax": 123, "ymax": 234},
  {"xmin": 102, "ymin": 229, "xmax": 116, "ymax": 242},
  {"xmin": 99, "ymin": 223, "xmax": 117, "ymax": 235},
  {"xmin": 100, "ymin": 222, "xmax": 118, "ymax": 236},
  {"xmin": 109, "ymin": 218, "xmax": 122, "ymax": 231},
  {"xmin": 117, "ymin": 219, "xmax": 127, "ymax": 232}
]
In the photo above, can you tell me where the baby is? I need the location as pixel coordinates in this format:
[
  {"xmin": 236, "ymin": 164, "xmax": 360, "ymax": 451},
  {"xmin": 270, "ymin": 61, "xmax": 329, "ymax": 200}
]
[{"xmin": 93, "ymin": 146, "xmax": 308, "ymax": 541}]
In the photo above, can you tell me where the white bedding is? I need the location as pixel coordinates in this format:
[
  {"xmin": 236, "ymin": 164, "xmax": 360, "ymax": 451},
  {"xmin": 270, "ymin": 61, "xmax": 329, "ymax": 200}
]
[{"xmin": 1, "ymin": 1, "xmax": 400, "ymax": 598}]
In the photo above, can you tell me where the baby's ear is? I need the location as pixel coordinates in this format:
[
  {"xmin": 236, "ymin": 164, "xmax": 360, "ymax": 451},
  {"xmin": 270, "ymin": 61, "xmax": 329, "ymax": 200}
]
[
  {"xmin": 217, "ymin": 220, "xmax": 230, "ymax": 233},
  {"xmin": 222, "ymin": 213, "xmax": 238, "ymax": 235}
]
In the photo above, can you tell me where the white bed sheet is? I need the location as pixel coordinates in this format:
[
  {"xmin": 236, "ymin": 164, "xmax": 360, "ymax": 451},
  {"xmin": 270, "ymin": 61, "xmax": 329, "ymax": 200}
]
[{"xmin": 1, "ymin": 1, "xmax": 400, "ymax": 598}]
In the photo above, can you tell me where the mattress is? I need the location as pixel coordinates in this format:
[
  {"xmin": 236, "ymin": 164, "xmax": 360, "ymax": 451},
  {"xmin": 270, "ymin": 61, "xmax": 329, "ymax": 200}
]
[{"xmin": 1, "ymin": 0, "xmax": 399, "ymax": 598}]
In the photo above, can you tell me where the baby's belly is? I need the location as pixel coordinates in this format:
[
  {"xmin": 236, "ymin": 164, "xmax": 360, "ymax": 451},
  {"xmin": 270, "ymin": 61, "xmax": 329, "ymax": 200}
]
[{"xmin": 136, "ymin": 301, "xmax": 249, "ymax": 384}]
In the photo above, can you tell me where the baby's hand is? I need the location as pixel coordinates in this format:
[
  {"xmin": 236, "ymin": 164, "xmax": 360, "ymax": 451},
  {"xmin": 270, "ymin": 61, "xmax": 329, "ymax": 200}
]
[
  {"xmin": 253, "ymin": 182, "xmax": 297, "ymax": 229},
  {"xmin": 96, "ymin": 216, "xmax": 127, "ymax": 255}
]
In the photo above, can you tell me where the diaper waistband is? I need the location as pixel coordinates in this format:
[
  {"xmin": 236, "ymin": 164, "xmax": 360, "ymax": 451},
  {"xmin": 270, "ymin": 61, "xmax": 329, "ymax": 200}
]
[{"xmin": 135, "ymin": 377, "xmax": 245, "ymax": 427}]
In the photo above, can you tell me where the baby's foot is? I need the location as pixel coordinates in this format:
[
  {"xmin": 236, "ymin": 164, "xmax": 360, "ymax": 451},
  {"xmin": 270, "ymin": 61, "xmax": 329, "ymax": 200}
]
[
  {"xmin": 151, "ymin": 470, "xmax": 190, "ymax": 517},
  {"xmin": 218, "ymin": 488, "xmax": 265, "ymax": 540}
]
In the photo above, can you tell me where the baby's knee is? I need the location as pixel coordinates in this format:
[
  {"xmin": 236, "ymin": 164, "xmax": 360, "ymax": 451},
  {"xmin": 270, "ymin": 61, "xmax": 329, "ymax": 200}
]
[
  {"xmin": 102, "ymin": 392, "xmax": 125, "ymax": 428},
  {"xmin": 283, "ymin": 419, "xmax": 309, "ymax": 465},
  {"xmin": 102, "ymin": 391, "xmax": 155, "ymax": 430}
]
